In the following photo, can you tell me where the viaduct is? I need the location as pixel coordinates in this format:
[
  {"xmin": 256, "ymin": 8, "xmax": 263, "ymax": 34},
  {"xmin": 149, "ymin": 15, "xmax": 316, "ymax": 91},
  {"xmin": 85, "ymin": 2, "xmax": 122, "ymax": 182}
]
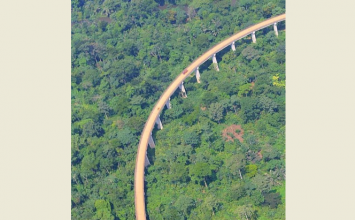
[{"xmin": 134, "ymin": 13, "xmax": 286, "ymax": 220}]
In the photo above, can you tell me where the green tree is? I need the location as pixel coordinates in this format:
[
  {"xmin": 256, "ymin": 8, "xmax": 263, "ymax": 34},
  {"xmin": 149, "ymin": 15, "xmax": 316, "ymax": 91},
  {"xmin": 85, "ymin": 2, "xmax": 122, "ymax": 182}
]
[
  {"xmin": 203, "ymin": 194, "xmax": 219, "ymax": 216},
  {"xmin": 94, "ymin": 200, "xmax": 114, "ymax": 220},
  {"xmin": 170, "ymin": 162, "xmax": 188, "ymax": 184},
  {"xmin": 235, "ymin": 204, "xmax": 257, "ymax": 220},
  {"xmin": 225, "ymin": 154, "xmax": 246, "ymax": 179},
  {"xmin": 242, "ymin": 46, "xmax": 261, "ymax": 61},
  {"xmin": 163, "ymin": 205, "xmax": 180, "ymax": 220},
  {"xmin": 263, "ymin": 192, "xmax": 281, "ymax": 208},
  {"xmin": 189, "ymin": 162, "xmax": 212, "ymax": 187},
  {"xmin": 196, "ymin": 33, "xmax": 209, "ymax": 48},
  {"xmin": 240, "ymin": 97, "xmax": 261, "ymax": 123},
  {"xmin": 245, "ymin": 164, "xmax": 258, "ymax": 178},
  {"xmin": 238, "ymin": 83, "xmax": 252, "ymax": 97},
  {"xmin": 98, "ymin": 101, "xmax": 111, "ymax": 118},
  {"xmin": 208, "ymin": 102, "xmax": 224, "ymax": 123},
  {"xmin": 182, "ymin": 130, "xmax": 200, "ymax": 147},
  {"xmin": 174, "ymin": 195, "xmax": 195, "ymax": 217},
  {"xmin": 228, "ymin": 183, "xmax": 246, "ymax": 201},
  {"xmin": 168, "ymin": 10, "xmax": 177, "ymax": 23}
]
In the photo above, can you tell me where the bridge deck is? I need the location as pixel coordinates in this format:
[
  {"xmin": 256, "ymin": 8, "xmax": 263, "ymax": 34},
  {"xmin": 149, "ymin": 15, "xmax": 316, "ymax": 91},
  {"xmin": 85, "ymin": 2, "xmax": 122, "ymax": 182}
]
[{"xmin": 134, "ymin": 13, "xmax": 286, "ymax": 220}]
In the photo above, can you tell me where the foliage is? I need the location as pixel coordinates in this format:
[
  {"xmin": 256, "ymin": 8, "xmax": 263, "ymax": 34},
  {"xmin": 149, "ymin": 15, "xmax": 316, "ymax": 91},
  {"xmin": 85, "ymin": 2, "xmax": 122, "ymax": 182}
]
[{"xmin": 71, "ymin": 0, "xmax": 285, "ymax": 219}]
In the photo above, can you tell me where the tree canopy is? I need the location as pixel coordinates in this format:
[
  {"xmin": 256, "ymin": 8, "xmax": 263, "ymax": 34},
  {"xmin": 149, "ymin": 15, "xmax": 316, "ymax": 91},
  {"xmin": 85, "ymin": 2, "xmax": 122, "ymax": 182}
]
[{"xmin": 71, "ymin": 0, "xmax": 285, "ymax": 219}]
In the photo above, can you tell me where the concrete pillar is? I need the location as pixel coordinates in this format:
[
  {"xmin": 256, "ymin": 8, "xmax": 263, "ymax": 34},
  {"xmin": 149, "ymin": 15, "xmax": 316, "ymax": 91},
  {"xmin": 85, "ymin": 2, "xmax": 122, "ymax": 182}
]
[
  {"xmin": 165, "ymin": 97, "xmax": 171, "ymax": 109},
  {"xmin": 252, "ymin": 31, "xmax": 256, "ymax": 43},
  {"xmin": 274, "ymin": 22, "xmax": 278, "ymax": 37},
  {"xmin": 179, "ymin": 81, "xmax": 187, "ymax": 98},
  {"xmin": 148, "ymin": 132, "xmax": 155, "ymax": 148},
  {"xmin": 155, "ymin": 115, "xmax": 163, "ymax": 130},
  {"xmin": 212, "ymin": 54, "xmax": 220, "ymax": 71},
  {"xmin": 196, "ymin": 67, "xmax": 200, "ymax": 83},
  {"xmin": 144, "ymin": 153, "xmax": 150, "ymax": 167},
  {"xmin": 231, "ymin": 41, "xmax": 236, "ymax": 51}
]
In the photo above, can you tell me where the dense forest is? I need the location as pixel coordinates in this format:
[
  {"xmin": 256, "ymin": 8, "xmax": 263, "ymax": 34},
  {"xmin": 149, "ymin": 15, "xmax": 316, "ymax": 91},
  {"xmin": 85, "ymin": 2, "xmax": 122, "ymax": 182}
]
[{"xmin": 71, "ymin": 0, "xmax": 285, "ymax": 219}]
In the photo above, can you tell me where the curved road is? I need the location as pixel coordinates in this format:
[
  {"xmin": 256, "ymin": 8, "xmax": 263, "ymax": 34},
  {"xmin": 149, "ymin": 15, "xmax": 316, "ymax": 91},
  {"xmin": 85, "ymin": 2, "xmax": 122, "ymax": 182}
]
[{"xmin": 134, "ymin": 14, "xmax": 286, "ymax": 220}]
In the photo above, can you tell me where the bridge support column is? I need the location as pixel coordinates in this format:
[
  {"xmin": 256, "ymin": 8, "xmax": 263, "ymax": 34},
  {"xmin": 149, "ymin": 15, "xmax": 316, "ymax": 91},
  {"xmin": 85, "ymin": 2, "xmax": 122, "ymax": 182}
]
[
  {"xmin": 144, "ymin": 152, "xmax": 150, "ymax": 167},
  {"xmin": 179, "ymin": 82, "xmax": 187, "ymax": 98},
  {"xmin": 155, "ymin": 115, "xmax": 163, "ymax": 130},
  {"xmin": 165, "ymin": 97, "xmax": 171, "ymax": 109},
  {"xmin": 196, "ymin": 67, "xmax": 200, "ymax": 83},
  {"xmin": 252, "ymin": 31, "xmax": 256, "ymax": 43},
  {"xmin": 231, "ymin": 41, "xmax": 236, "ymax": 51},
  {"xmin": 148, "ymin": 133, "xmax": 155, "ymax": 148},
  {"xmin": 273, "ymin": 23, "xmax": 278, "ymax": 36},
  {"xmin": 212, "ymin": 54, "xmax": 220, "ymax": 71}
]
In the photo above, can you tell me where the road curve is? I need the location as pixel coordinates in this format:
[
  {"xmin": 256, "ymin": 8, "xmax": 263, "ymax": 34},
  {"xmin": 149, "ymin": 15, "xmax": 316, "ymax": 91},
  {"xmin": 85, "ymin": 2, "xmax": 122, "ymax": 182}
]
[{"xmin": 134, "ymin": 13, "xmax": 286, "ymax": 220}]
